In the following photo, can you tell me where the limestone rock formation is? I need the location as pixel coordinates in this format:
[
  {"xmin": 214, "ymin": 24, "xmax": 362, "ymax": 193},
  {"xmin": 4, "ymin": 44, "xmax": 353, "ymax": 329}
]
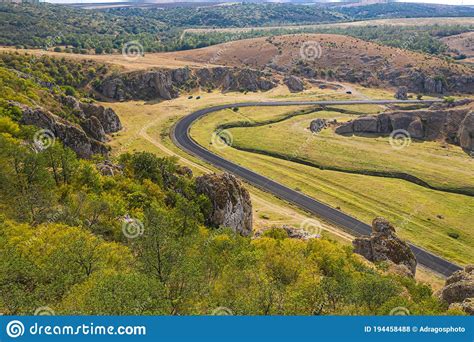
[
  {"xmin": 18, "ymin": 103, "xmax": 109, "ymax": 158},
  {"xmin": 97, "ymin": 67, "xmax": 276, "ymax": 101},
  {"xmin": 335, "ymin": 103, "xmax": 474, "ymax": 154},
  {"xmin": 62, "ymin": 96, "xmax": 122, "ymax": 134},
  {"xmin": 394, "ymin": 86, "xmax": 408, "ymax": 100},
  {"xmin": 284, "ymin": 75, "xmax": 305, "ymax": 93},
  {"xmin": 254, "ymin": 225, "xmax": 320, "ymax": 240},
  {"xmin": 439, "ymin": 265, "xmax": 474, "ymax": 315},
  {"xmin": 353, "ymin": 217, "xmax": 417, "ymax": 277},
  {"xmin": 195, "ymin": 173, "xmax": 252, "ymax": 237},
  {"xmin": 457, "ymin": 112, "xmax": 474, "ymax": 152}
]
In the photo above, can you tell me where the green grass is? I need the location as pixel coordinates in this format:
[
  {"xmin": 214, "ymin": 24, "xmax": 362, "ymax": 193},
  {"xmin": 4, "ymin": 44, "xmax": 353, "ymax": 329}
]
[{"xmin": 190, "ymin": 105, "xmax": 474, "ymax": 265}]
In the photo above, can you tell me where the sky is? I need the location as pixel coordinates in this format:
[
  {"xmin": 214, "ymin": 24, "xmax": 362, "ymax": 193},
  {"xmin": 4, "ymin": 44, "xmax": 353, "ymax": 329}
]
[{"xmin": 47, "ymin": 0, "xmax": 474, "ymax": 5}]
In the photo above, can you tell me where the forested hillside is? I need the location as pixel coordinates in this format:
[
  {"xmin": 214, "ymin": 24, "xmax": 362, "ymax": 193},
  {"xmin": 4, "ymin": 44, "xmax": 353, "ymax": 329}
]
[
  {"xmin": 1, "ymin": 2, "xmax": 473, "ymax": 54},
  {"xmin": 0, "ymin": 53, "xmax": 462, "ymax": 316}
]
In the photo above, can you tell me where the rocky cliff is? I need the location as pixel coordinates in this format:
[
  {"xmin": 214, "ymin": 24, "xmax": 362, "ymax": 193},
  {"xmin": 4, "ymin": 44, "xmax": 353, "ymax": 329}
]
[
  {"xmin": 335, "ymin": 101, "xmax": 474, "ymax": 153},
  {"xmin": 16, "ymin": 97, "xmax": 121, "ymax": 159},
  {"xmin": 97, "ymin": 67, "xmax": 277, "ymax": 101},
  {"xmin": 353, "ymin": 217, "xmax": 417, "ymax": 277},
  {"xmin": 195, "ymin": 173, "xmax": 253, "ymax": 237}
]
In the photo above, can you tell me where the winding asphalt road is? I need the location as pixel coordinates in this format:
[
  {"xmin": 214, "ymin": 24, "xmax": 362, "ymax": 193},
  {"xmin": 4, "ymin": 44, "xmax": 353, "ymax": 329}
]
[{"xmin": 172, "ymin": 100, "xmax": 462, "ymax": 277}]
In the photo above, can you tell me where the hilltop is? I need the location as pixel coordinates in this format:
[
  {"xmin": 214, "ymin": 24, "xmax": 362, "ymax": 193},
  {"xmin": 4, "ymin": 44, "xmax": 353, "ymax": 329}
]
[{"xmin": 169, "ymin": 34, "xmax": 474, "ymax": 94}]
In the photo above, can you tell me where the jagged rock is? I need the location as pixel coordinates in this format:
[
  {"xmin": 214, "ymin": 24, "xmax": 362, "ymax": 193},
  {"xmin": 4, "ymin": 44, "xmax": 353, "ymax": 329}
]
[
  {"xmin": 97, "ymin": 67, "xmax": 276, "ymax": 101},
  {"xmin": 18, "ymin": 103, "xmax": 108, "ymax": 158},
  {"xmin": 353, "ymin": 217, "xmax": 417, "ymax": 277},
  {"xmin": 62, "ymin": 95, "xmax": 122, "ymax": 134},
  {"xmin": 284, "ymin": 75, "xmax": 305, "ymax": 93},
  {"xmin": 424, "ymin": 77, "xmax": 443, "ymax": 94},
  {"xmin": 196, "ymin": 173, "xmax": 252, "ymax": 237},
  {"xmin": 81, "ymin": 116, "xmax": 107, "ymax": 142},
  {"xmin": 457, "ymin": 112, "xmax": 474, "ymax": 153},
  {"xmin": 254, "ymin": 225, "xmax": 320, "ymax": 240},
  {"xmin": 395, "ymin": 86, "xmax": 408, "ymax": 100},
  {"xmin": 335, "ymin": 103, "xmax": 473, "ymax": 153},
  {"xmin": 439, "ymin": 265, "xmax": 474, "ymax": 315},
  {"xmin": 309, "ymin": 119, "xmax": 327, "ymax": 133}
]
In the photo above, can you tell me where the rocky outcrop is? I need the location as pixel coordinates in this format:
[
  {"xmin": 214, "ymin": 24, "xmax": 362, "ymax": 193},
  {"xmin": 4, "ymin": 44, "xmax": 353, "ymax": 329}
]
[
  {"xmin": 394, "ymin": 86, "xmax": 408, "ymax": 100},
  {"xmin": 17, "ymin": 103, "xmax": 109, "ymax": 158},
  {"xmin": 62, "ymin": 96, "xmax": 122, "ymax": 135},
  {"xmin": 97, "ymin": 67, "xmax": 276, "ymax": 101},
  {"xmin": 353, "ymin": 217, "xmax": 417, "ymax": 277},
  {"xmin": 335, "ymin": 104, "xmax": 474, "ymax": 154},
  {"xmin": 458, "ymin": 112, "xmax": 474, "ymax": 152},
  {"xmin": 254, "ymin": 225, "xmax": 320, "ymax": 240},
  {"xmin": 284, "ymin": 75, "xmax": 305, "ymax": 93},
  {"xmin": 440, "ymin": 265, "xmax": 474, "ymax": 315},
  {"xmin": 195, "ymin": 173, "xmax": 252, "ymax": 237}
]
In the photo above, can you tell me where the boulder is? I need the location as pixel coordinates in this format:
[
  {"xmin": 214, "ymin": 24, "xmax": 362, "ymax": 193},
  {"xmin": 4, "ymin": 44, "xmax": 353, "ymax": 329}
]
[
  {"xmin": 196, "ymin": 173, "xmax": 252, "ymax": 237},
  {"xmin": 284, "ymin": 75, "xmax": 305, "ymax": 93},
  {"xmin": 439, "ymin": 265, "xmax": 474, "ymax": 315},
  {"xmin": 353, "ymin": 217, "xmax": 417, "ymax": 277},
  {"xmin": 309, "ymin": 119, "xmax": 327, "ymax": 133},
  {"xmin": 394, "ymin": 86, "xmax": 408, "ymax": 100}
]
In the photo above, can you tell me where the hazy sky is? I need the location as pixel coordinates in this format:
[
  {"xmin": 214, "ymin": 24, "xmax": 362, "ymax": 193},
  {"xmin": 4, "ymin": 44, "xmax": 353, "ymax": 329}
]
[{"xmin": 48, "ymin": 0, "xmax": 474, "ymax": 5}]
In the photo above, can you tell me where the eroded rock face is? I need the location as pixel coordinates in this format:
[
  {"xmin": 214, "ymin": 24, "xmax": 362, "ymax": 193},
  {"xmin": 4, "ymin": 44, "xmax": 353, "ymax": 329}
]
[
  {"xmin": 353, "ymin": 217, "xmax": 417, "ymax": 277},
  {"xmin": 97, "ymin": 67, "xmax": 276, "ymax": 101},
  {"xmin": 284, "ymin": 75, "xmax": 305, "ymax": 93},
  {"xmin": 440, "ymin": 265, "xmax": 474, "ymax": 315},
  {"xmin": 458, "ymin": 112, "xmax": 474, "ymax": 152},
  {"xmin": 196, "ymin": 173, "xmax": 252, "ymax": 237},
  {"xmin": 62, "ymin": 96, "xmax": 122, "ymax": 134},
  {"xmin": 18, "ymin": 103, "xmax": 109, "ymax": 158},
  {"xmin": 335, "ymin": 104, "xmax": 474, "ymax": 154}
]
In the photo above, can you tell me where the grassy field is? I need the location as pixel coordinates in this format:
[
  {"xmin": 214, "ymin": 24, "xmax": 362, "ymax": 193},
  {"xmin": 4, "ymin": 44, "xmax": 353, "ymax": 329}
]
[
  {"xmin": 222, "ymin": 107, "xmax": 474, "ymax": 194},
  {"xmin": 190, "ymin": 103, "xmax": 474, "ymax": 266}
]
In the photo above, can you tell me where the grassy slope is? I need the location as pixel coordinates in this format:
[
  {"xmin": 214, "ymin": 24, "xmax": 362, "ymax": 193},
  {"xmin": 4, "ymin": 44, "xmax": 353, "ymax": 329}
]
[{"xmin": 190, "ymin": 101, "xmax": 474, "ymax": 266}]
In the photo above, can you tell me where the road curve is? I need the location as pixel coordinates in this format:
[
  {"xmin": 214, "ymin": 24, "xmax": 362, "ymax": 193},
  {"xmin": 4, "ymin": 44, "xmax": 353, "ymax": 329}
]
[{"xmin": 172, "ymin": 100, "xmax": 462, "ymax": 277}]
